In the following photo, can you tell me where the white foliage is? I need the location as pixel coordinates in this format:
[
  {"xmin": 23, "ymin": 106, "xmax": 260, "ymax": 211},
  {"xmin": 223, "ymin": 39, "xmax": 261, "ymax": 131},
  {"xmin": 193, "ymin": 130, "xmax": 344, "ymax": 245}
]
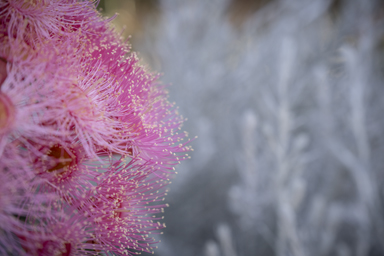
[{"xmin": 137, "ymin": 0, "xmax": 384, "ymax": 255}]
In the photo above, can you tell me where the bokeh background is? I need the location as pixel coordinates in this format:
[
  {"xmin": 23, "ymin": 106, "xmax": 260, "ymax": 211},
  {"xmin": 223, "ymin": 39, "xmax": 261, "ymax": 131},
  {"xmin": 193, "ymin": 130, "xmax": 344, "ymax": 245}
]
[{"xmin": 99, "ymin": 0, "xmax": 384, "ymax": 255}]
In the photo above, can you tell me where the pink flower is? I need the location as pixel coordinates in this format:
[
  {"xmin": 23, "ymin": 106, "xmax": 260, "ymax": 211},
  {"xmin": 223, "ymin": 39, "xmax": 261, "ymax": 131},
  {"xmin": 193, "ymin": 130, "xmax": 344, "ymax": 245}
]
[
  {"xmin": 79, "ymin": 159, "xmax": 170, "ymax": 255},
  {"xmin": 0, "ymin": 143, "xmax": 57, "ymax": 255},
  {"xmin": 0, "ymin": 0, "xmax": 192, "ymax": 255}
]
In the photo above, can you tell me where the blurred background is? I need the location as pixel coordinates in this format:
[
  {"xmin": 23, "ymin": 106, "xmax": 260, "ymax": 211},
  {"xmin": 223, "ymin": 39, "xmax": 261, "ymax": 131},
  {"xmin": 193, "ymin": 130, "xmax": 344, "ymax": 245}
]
[{"xmin": 99, "ymin": 0, "xmax": 384, "ymax": 255}]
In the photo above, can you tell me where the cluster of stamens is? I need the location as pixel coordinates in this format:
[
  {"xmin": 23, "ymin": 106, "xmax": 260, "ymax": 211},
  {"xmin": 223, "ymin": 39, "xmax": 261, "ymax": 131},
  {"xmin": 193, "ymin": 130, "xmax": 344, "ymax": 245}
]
[{"xmin": 0, "ymin": 0, "xmax": 192, "ymax": 255}]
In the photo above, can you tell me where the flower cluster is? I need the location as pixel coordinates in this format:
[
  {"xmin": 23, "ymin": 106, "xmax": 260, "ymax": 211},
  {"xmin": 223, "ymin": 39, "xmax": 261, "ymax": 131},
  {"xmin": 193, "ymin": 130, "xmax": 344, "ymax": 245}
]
[{"xmin": 0, "ymin": 0, "xmax": 192, "ymax": 255}]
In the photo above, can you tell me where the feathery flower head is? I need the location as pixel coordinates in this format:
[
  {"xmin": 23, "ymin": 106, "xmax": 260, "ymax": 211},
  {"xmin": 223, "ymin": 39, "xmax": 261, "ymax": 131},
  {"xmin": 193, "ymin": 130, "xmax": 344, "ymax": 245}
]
[
  {"xmin": 0, "ymin": 145, "xmax": 57, "ymax": 255},
  {"xmin": 75, "ymin": 158, "xmax": 169, "ymax": 254},
  {"xmin": 0, "ymin": 0, "xmax": 192, "ymax": 255}
]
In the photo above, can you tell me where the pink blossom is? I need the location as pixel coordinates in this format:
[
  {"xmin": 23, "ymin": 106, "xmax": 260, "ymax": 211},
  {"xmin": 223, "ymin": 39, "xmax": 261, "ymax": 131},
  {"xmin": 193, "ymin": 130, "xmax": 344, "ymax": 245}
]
[
  {"xmin": 78, "ymin": 159, "xmax": 170, "ymax": 255},
  {"xmin": 0, "ymin": 143, "xmax": 57, "ymax": 255},
  {"xmin": 0, "ymin": 0, "xmax": 191, "ymax": 255}
]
